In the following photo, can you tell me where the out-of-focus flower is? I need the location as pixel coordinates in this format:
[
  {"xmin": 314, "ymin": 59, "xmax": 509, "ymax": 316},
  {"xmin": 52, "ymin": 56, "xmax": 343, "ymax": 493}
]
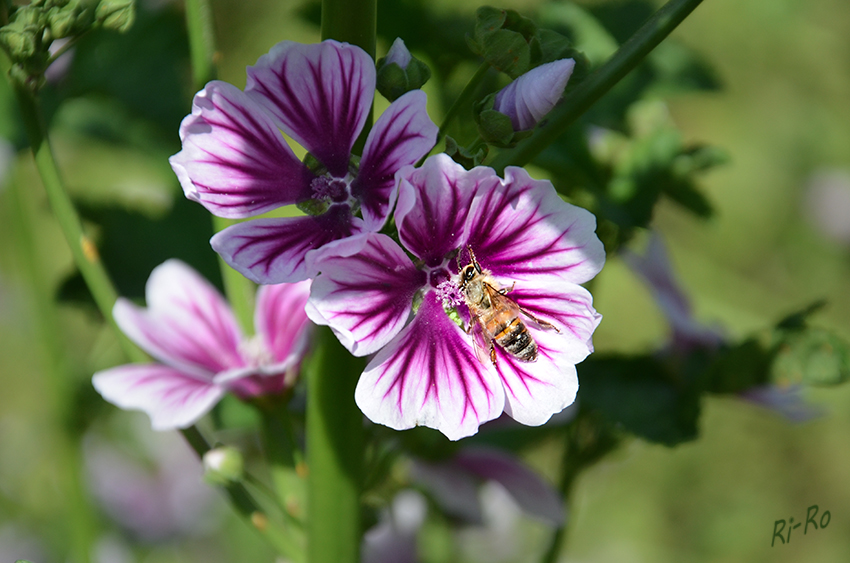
[
  {"xmin": 362, "ymin": 489, "xmax": 426, "ymax": 563},
  {"xmin": 623, "ymin": 231, "xmax": 820, "ymax": 422},
  {"xmin": 0, "ymin": 525, "xmax": 46, "ymax": 563},
  {"xmin": 493, "ymin": 58, "xmax": 575, "ymax": 132},
  {"xmin": 308, "ymin": 154, "xmax": 604, "ymax": 439},
  {"xmin": 411, "ymin": 447, "xmax": 564, "ymax": 526},
  {"xmin": 803, "ymin": 168, "xmax": 850, "ymax": 246},
  {"xmin": 84, "ymin": 420, "xmax": 223, "ymax": 541},
  {"xmin": 621, "ymin": 232, "xmax": 724, "ymax": 352},
  {"xmin": 363, "ymin": 447, "xmax": 563, "ymax": 563},
  {"xmin": 170, "ymin": 40, "xmax": 437, "ymax": 283},
  {"xmin": 93, "ymin": 260, "xmax": 311, "ymax": 430}
]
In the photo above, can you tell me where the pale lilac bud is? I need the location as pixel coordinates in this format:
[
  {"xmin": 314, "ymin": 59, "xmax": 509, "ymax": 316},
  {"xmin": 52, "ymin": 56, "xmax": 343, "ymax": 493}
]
[
  {"xmin": 384, "ymin": 37, "xmax": 412, "ymax": 70},
  {"xmin": 493, "ymin": 58, "xmax": 575, "ymax": 131}
]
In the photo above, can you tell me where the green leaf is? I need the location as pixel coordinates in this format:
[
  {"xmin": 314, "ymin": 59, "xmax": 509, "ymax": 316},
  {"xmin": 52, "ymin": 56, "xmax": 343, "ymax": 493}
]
[{"xmin": 579, "ymin": 355, "xmax": 701, "ymax": 446}]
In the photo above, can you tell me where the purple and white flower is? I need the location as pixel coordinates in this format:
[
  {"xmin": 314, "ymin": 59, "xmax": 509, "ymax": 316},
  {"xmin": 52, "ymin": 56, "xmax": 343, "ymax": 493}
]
[
  {"xmin": 493, "ymin": 58, "xmax": 575, "ymax": 131},
  {"xmin": 170, "ymin": 40, "xmax": 438, "ymax": 283},
  {"xmin": 307, "ymin": 154, "xmax": 604, "ymax": 440},
  {"xmin": 92, "ymin": 260, "xmax": 311, "ymax": 431}
]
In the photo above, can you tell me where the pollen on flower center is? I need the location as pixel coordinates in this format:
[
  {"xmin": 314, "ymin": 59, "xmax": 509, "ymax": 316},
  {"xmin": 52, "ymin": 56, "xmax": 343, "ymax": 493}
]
[
  {"xmin": 311, "ymin": 175, "xmax": 350, "ymax": 203},
  {"xmin": 239, "ymin": 335, "xmax": 274, "ymax": 368}
]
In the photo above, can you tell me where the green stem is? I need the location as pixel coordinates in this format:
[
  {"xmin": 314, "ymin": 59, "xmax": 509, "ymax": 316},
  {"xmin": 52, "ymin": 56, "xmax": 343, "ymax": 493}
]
[
  {"xmin": 10, "ymin": 81, "xmax": 146, "ymax": 363},
  {"xmin": 185, "ymin": 0, "xmax": 217, "ymax": 88},
  {"xmin": 181, "ymin": 426, "xmax": 306, "ymax": 561},
  {"xmin": 437, "ymin": 61, "xmax": 490, "ymax": 143},
  {"xmin": 305, "ymin": 328, "xmax": 366, "ymax": 563},
  {"xmin": 7, "ymin": 177, "xmax": 96, "ymax": 563},
  {"xmin": 490, "ymin": 0, "xmax": 705, "ymax": 173},
  {"xmin": 305, "ymin": 4, "xmax": 376, "ymax": 563}
]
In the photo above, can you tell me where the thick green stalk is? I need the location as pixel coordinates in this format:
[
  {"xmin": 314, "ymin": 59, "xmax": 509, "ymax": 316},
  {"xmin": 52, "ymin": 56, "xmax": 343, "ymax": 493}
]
[
  {"xmin": 489, "ymin": 0, "xmax": 705, "ymax": 173},
  {"xmin": 11, "ymin": 82, "xmax": 147, "ymax": 364},
  {"xmin": 305, "ymin": 328, "xmax": 366, "ymax": 563},
  {"xmin": 185, "ymin": 0, "xmax": 217, "ymax": 88},
  {"xmin": 306, "ymin": 4, "xmax": 376, "ymax": 563},
  {"xmin": 183, "ymin": 0, "xmax": 257, "ymax": 333}
]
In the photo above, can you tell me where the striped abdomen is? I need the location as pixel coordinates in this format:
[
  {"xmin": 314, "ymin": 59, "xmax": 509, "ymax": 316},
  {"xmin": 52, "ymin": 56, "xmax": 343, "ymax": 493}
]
[{"xmin": 492, "ymin": 316, "xmax": 537, "ymax": 362}]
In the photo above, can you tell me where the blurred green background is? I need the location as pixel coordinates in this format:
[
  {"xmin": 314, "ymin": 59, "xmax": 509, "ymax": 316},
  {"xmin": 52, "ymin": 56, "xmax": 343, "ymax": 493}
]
[{"xmin": 1, "ymin": 0, "xmax": 849, "ymax": 561}]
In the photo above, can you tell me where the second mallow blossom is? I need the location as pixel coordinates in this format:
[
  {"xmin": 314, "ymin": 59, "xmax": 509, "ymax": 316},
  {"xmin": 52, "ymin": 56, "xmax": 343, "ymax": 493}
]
[
  {"xmin": 92, "ymin": 260, "xmax": 312, "ymax": 430},
  {"xmin": 170, "ymin": 40, "xmax": 438, "ymax": 283},
  {"xmin": 307, "ymin": 154, "xmax": 605, "ymax": 440}
]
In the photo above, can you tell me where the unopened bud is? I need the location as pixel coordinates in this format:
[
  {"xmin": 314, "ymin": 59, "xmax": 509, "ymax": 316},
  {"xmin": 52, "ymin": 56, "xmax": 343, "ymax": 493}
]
[
  {"xmin": 203, "ymin": 446, "xmax": 244, "ymax": 485},
  {"xmin": 376, "ymin": 38, "xmax": 431, "ymax": 102},
  {"xmin": 96, "ymin": 0, "xmax": 135, "ymax": 33},
  {"xmin": 492, "ymin": 58, "xmax": 575, "ymax": 131}
]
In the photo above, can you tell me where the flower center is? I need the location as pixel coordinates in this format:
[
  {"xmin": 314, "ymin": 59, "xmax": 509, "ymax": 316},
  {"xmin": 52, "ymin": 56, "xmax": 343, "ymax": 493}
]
[
  {"xmin": 238, "ymin": 335, "xmax": 274, "ymax": 369},
  {"xmin": 299, "ymin": 173, "xmax": 357, "ymax": 216},
  {"xmin": 311, "ymin": 176, "xmax": 350, "ymax": 203}
]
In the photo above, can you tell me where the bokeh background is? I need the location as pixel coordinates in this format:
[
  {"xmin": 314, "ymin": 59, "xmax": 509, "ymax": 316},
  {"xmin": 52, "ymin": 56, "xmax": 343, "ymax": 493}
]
[{"xmin": 1, "ymin": 0, "xmax": 849, "ymax": 561}]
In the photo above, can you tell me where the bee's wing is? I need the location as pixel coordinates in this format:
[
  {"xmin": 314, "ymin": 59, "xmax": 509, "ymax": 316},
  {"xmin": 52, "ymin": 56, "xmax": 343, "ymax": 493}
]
[
  {"xmin": 467, "ymin": 313, "xmax": 491, "ymax": 366},
  {"xmin": 483, "ymin": 282, "xmax": 523, "ymax": 315}
]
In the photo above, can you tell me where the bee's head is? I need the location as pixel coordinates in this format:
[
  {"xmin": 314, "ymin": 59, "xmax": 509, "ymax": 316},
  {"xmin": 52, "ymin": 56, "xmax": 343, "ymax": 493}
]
[{"xmin": 460, "ymin": 264, "xmax": 477, "ymax": 286}]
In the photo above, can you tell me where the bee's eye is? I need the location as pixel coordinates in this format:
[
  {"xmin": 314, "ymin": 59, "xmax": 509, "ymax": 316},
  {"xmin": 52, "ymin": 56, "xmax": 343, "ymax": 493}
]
[{"xmin": 464, "ymin": 267, "xmax": 476, "ymax": 281}]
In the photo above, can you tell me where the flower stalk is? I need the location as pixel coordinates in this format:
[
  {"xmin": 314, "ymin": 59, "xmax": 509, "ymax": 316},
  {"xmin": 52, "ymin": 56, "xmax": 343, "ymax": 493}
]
[
  {"xmin": 437, "ymin": 61, "xmax": 490, "ymax": 143},
  {"xmin": 10, "ymin": 80, "xmax": 147, "ymax": 364},
  {"xmin": 490, "ymin": 0, "xmax": 705, "ymax": 173},
  {"xmin": 302, "ymin": 2, "xmax": 376, "ymax": 563}
]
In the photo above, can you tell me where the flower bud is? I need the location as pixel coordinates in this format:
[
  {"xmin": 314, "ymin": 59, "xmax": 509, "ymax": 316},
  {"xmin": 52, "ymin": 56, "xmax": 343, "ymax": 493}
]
[
  {"xmin": 96, "ymin": 0, "xmax": 135, "ymax": 33},
  {"xmin": 202, "ymin": 446, "xmax": 244, "ymax": 485},
  {"xmin": 492, "ymin": 58, "xmax": 575, "ymax": 131},
  {"xmin": 376, "ymin": 38, "xmax": 432, "ymax": 102}
]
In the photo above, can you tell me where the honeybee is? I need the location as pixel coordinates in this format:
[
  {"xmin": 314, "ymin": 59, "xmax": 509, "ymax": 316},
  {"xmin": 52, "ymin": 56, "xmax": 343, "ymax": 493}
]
[{"xmin": 458, "ymin": 247, "xmax": 558, "ymax": 367}]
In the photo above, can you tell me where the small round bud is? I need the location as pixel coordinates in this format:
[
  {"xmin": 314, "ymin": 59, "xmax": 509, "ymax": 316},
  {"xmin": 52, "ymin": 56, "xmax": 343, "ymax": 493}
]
[{"xmin": 202, "ymin": 446, "xmax": 244, "ymax": 485}]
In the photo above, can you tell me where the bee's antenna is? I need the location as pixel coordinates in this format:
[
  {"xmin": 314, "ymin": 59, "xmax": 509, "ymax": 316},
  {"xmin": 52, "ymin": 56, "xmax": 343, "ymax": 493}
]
[{"xmin": 467, "ymin": 245, "xmax": 482, "ymax": 273}]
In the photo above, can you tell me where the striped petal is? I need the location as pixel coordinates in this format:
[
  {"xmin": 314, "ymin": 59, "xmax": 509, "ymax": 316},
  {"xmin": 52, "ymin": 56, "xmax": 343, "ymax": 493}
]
[
  {"xmin": 211, "ymin": 204, "xmax": 366, "ymax": 284},
  {"xmin": 113, "ymin": 260, "xmax": 244, "ymax": 376},
  {"xmin": 92, "ymin": 364, "xmax": 225, "ymax": 430},
  {"xmin": 353, "ymin": 90, "xmax": 438, "ymax": 230},
  {"xmin": 255, "ymin": 280, "xmax": 313, "ymax": 365},
  {"xmin": 170, "ymin": 81, "xmax": 313, "ymax": 219},
  {"xmin": 246, "ymin": 40, "xmax": 374, "ymax": 177},
  {"xmin": 395, "ymin": 154, "xmax": 497, "ymax": 267},
  {"xmin": 490, "ymin": 281, "xmax": 599, "ymax": 426},
  {"xmin": 307, "ymin": 233, "xmax": 426, "ymax": 356},
  {"xmin": 464, "ymin": 165, "xmax": 605, "ymax": 285},
  {"xmin": 355, "ymin": 292, "xmax": 504, "ymax": 440}
]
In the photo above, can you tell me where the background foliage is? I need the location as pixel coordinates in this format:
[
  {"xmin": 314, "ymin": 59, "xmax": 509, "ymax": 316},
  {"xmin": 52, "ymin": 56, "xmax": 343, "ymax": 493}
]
[{"xmin": 1, "ymin": 0, "xmax": 850, "ymax": 561}]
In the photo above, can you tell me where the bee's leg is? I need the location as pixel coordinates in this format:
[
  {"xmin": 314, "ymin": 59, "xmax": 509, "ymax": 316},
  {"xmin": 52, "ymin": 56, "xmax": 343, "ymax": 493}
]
[
  {"xmin": 488, "ymin": 339, "xmax": 499, "ymax": 368},
  {"xmin": 518, "ymin": 306, "xmax": 560, "ymax": 333},
  {"xmin": 498, "ymin": 281, "xmax": 516, "ymax": 295}
]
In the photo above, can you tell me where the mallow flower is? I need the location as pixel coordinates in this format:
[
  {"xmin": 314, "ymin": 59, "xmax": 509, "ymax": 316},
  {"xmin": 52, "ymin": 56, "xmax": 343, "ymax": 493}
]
[
  {"xmin": 92, "ymin": 260, "xmax": 311, "ymax": 431},
  {"xmin": 170, "ymin": 40, "xmax": 438, "ymax": 283},
  {"xmin": 307, "ymin": 154, "xmax": 604, "ymax": 440}
]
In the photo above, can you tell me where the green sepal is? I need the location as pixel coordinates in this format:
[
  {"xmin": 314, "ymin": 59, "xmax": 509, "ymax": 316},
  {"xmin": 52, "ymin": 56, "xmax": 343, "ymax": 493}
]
[
  {"xmin": 476, "ymin": 108, "xmax": 515, "ymax": 146},
  {"xmin": 467, "ymin": 6, "xmax": 538, "ymax": 79},
  {"xmin": 444, "ymin": 136, "xmax": 489, "ymax": 170},
  {"xmin": 375, "ymin": 55, "xmax": 431, "ymax": 102},
  {"xmin": 297, "ymin": 197, "xmax": 330, "ymax": 217}
]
